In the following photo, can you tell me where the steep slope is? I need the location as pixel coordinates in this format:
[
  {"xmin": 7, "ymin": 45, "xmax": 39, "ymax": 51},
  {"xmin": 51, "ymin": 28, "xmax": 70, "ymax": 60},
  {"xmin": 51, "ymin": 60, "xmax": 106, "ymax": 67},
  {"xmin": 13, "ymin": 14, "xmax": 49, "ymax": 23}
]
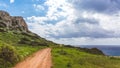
[
  {"xmin": 0, "ymin": 10, "xmax": 28, "ymax": 32},
  {"xmin": 0, "ymin": 10, "xmax": 55, "ymax": 68},
  {"xmin": 0, "ymin": 10, "xmax": 55, "ymax": 46}
]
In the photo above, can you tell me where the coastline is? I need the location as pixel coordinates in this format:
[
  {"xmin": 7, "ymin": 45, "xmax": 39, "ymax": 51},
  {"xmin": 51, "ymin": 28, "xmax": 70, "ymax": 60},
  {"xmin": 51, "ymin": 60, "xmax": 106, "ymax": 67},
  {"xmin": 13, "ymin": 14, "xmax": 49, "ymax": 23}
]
[{"xmin": 80, "ymin": 45, "xmax": 120, "ymax": 56}]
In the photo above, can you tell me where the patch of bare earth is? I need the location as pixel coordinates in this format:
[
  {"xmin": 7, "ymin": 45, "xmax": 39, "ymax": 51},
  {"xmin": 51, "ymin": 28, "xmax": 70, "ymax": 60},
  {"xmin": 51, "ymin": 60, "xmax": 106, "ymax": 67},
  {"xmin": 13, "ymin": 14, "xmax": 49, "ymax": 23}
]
[{"xmin": 14, "ymin": 48, "xmax": 52, "ymax": 68}]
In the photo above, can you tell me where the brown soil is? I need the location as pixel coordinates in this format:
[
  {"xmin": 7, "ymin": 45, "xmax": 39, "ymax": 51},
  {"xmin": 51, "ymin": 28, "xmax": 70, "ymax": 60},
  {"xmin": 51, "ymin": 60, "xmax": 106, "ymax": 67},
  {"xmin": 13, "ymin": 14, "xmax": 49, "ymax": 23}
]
[{"xmin": 14, "ymin": 48, "xmax": 52, "ymax": 68}]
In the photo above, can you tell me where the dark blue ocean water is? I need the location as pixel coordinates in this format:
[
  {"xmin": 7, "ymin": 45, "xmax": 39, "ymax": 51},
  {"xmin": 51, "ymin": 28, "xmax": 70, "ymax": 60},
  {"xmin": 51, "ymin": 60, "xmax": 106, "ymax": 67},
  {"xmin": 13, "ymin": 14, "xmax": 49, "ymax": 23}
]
[{"xmin": 80, "ymin": 45, "xmax": 120, "ymax": 56}]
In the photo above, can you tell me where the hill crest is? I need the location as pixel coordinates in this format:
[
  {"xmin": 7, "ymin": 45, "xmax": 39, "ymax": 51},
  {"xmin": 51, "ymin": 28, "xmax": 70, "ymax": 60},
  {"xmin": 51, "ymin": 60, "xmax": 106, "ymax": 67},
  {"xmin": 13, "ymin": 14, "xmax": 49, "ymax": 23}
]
[{"xmin": 0, "ymin": 10, "xmax": 28, "ymax": 32}]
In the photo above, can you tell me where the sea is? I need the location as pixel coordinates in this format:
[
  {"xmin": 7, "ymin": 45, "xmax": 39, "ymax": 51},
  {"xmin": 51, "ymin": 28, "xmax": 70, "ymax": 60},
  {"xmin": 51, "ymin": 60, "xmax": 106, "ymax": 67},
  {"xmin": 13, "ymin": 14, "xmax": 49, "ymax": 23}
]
[{"xmin": 80, "ymin": 45, "xmax": 120, "ymax": 56}]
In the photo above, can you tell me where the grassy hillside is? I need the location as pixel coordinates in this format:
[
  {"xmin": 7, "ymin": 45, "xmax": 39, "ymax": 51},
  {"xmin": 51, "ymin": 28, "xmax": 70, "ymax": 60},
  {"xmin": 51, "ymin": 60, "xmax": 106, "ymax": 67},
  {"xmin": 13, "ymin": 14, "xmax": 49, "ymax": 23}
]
[
  {"xmin": 0, "ymin": 31, "xmax": 53, "ymax": 68},
  {"xmin": 52, "ymin": 47, "xmax": 120, "ymax": 68},
  {"xmin": 0, "ymin": 31, "xmax": 54, "ymax": 46},
  {"xmin": 1, "ymin": 31, "xmax": 120, "ymax": 68}
]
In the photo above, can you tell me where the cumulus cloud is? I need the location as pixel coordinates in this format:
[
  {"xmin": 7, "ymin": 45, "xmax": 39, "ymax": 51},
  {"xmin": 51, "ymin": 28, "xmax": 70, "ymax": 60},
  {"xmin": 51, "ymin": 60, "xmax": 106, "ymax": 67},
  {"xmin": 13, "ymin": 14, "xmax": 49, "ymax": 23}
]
[
  {"xmin": 10, "ymin": 0, "xmax": 14, "ymax": 3},
  {"xmin": 44, "ymin": 0, "xmax": 74, "ymax": 20},
  {"xmin": 33, "ymin": 4, "xmax": 45, "ymax": 11},
  {"xmin": 26, "ymin": 12, "xmax": 120, "ymax": 39},
  {"xmin": 26, "ymin": 0, "xmax": 120, "ymax": 45},
  {"xmin": 70, "ymin": 0, "xmax": 120, "ymax": 14},
  {"xmin": 49, "ymin": 37, "xmax": 120, "ymax": 45}
]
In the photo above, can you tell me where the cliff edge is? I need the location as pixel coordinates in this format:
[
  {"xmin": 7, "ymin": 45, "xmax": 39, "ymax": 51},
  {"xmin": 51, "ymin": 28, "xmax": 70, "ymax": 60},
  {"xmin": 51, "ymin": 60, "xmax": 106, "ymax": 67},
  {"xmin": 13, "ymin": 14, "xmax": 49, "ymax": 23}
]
[{"xmin": 0, "ymin": 10, "xmax": 28, "ymax": 32}]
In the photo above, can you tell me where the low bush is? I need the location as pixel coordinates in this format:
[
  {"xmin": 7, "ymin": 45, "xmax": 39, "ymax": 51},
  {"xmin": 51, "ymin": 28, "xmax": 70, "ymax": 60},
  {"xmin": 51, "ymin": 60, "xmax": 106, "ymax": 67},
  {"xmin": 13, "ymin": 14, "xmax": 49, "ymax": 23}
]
[{"xmin": 0, "ymin": 41, "xmax": 20, "ymax": 68}]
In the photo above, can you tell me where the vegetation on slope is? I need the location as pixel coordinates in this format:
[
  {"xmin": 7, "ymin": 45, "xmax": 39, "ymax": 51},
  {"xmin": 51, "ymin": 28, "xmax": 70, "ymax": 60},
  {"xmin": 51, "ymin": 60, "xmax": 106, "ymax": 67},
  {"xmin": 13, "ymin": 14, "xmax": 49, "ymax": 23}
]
[
  {"xmin": 0, "ymin": 31, "xmax": 53, "ymax": 68},
  {"xmin": 0, "ymin": 41, "xmax": 20, "ymax": 67},
  {"xmin": 64, "ymin": 45, "xmax": 104, "ymax": 55},
  {"xmin": 1, "ymin": 31, "xmax": 120, "ymax": 68},
  {"xmin": 52, "ymin": 47, "xmax": 120, "ymax": 68},
  {"xmin": 0, "ymin": 31, "xmax": 120, "ymax": 68}
]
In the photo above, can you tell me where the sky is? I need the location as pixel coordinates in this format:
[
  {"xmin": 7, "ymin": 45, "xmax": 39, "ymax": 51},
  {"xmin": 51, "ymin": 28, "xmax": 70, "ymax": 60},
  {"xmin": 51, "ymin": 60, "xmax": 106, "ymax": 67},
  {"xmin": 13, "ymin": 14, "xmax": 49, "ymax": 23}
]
[{"xmin": 1, "ymin": 0, "xmax": 120, "ymax": 45}]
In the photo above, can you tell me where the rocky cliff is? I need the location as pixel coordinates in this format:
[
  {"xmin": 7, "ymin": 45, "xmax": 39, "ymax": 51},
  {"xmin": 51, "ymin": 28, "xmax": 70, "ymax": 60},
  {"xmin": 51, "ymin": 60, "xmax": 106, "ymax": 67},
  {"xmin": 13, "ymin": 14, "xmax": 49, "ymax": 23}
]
[{"xmin": 0, "ymin": 10, "xmax": 28, "ymax": 32}]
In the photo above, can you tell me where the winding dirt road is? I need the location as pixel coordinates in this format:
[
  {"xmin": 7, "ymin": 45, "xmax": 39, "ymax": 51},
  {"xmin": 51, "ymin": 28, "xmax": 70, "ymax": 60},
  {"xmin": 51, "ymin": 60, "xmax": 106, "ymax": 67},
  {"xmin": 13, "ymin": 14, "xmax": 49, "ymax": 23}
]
[{"xmin": 14, "ymin": 48, "xmax": 52, "ymax": 68}]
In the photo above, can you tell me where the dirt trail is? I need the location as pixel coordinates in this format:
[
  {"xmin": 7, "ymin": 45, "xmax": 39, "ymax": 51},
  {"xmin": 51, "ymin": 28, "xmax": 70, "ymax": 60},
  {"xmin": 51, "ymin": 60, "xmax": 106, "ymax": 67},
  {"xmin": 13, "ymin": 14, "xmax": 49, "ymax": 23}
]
[{"xmin": 14, "ymin": 48, "xmax": 52, "ymax": 68}]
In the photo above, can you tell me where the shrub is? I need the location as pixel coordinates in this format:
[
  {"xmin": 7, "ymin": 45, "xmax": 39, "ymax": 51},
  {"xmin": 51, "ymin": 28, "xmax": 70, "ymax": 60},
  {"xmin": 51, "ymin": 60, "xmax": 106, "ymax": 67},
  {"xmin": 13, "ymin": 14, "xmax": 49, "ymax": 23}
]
[
  {"xmin": 56, "ymin": 49, "xmax": 67, "ymax": 55},
  {"xmin": 18, "ymin": 37, "xmax": 31, "ymax": 44},
  {"xmin": 67, "ymin": 62, "xmax": 72, "ymax": 68},
  {"xmin": 0, "ymin": 41, "xmax": 20, "ymax": 67}
]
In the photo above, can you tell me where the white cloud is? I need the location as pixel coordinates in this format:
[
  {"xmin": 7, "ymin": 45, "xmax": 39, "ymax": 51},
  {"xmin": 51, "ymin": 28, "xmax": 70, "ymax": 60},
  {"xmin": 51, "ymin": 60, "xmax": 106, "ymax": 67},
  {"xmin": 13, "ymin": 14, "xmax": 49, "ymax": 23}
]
[
  {"xmin": 84, "ymin": 12, "xmax": 120, "ymax": 37},
  {"xmin": 33, "ymin": 4, "xmax": 45, "ymax": 11},
  {"xmin": 44, "ymin": 0, "xmax": 74, "ymax": 20},
  {"xmin": 26, "ymin": 0, "xmax": 120, "ymax": 45},
  {"xmin": 10, "ymin": 0, "xmax": 14, "ymax": 3},
  {"xmin": 49, "ymin": 37, "xmax": 120, "ymax": 45}
]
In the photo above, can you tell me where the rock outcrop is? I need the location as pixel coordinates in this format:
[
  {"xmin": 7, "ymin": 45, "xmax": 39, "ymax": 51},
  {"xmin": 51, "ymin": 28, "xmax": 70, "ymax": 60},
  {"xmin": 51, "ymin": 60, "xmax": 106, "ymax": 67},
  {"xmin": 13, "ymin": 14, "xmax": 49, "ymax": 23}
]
[{"xmin": 0, "ymin": 10, "xmax": 28, "ymax": 32}]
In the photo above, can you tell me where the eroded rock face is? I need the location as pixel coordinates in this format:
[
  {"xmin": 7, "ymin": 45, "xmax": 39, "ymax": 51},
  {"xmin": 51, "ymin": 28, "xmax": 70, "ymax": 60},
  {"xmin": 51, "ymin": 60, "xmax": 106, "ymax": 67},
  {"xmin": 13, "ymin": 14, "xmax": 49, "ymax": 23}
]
[{"xmin": 0, "ymin": 10, "xmax": 28, "ymax": 32}]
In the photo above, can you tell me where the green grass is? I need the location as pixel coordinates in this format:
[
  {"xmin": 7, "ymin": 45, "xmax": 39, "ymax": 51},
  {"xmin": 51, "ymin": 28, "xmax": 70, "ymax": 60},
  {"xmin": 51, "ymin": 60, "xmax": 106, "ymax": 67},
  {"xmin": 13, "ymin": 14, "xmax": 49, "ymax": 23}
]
[
  {"xmin": 1, "ymin": 32, "xmax": 120, "ymax": 68},
  {"xmin": 0, "ymin": 32, "xmax": 51, "ymax": 45},
  {"xmin": 0, "ymin": 42, "xmax": 46, "ymax": 68},
  {"xmin": 15, "ymin": 45, "xmax": 46, "ymax": 60},
  {"xmin": 0, "ymin": 32, "xmax": 50, "ymax": 68},
  {"xmin": 52, "ymin": 47, "xmax": 120, "ymax": 68}
]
